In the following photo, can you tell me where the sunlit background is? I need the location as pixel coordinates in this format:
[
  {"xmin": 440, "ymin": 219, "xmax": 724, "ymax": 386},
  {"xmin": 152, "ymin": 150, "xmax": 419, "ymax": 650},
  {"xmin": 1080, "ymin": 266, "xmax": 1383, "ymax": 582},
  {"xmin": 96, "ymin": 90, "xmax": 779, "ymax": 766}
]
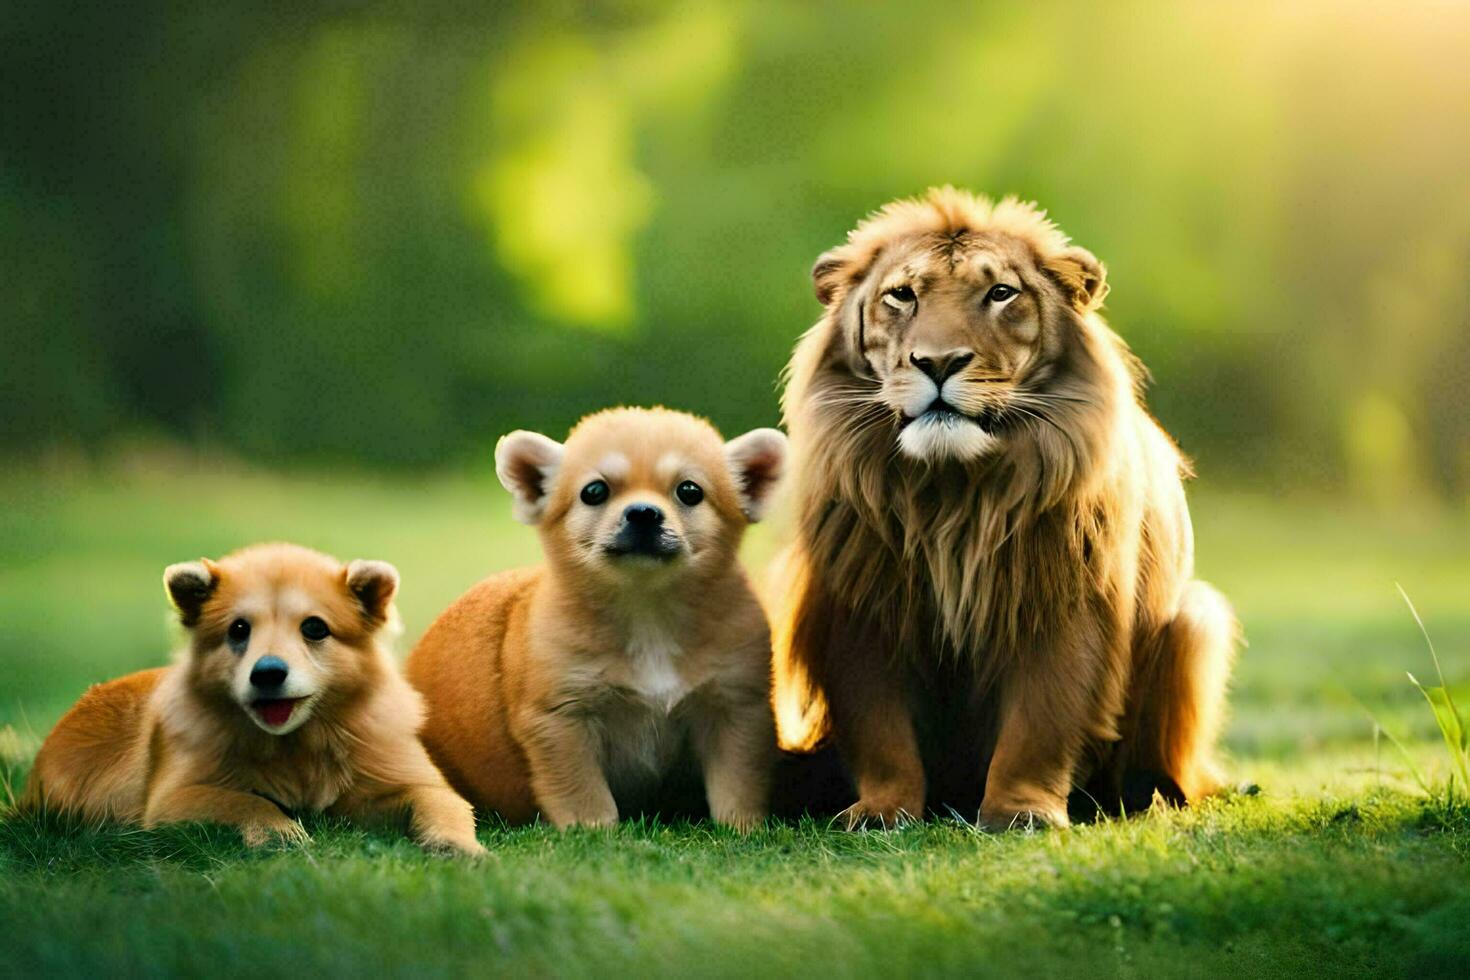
[{"xmin": 3, "ymin": 1, "xmax": 1469, "ymax": 786}]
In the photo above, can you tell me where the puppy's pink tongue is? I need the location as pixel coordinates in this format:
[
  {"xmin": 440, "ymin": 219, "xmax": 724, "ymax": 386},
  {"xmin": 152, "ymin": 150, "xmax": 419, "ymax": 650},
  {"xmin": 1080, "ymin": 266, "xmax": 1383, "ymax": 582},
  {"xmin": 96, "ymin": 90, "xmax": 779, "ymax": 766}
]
[{"xmin": 256, "ymin": 699, "xmax": 297, "ymax": 727}]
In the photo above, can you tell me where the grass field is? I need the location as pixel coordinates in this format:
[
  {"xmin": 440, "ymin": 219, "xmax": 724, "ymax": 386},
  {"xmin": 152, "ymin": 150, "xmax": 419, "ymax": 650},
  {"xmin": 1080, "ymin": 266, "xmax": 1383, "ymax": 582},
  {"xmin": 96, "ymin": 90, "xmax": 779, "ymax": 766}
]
[{"xmin": 3, "ymin": 456, "xmax": 1469, "ymax": 977}]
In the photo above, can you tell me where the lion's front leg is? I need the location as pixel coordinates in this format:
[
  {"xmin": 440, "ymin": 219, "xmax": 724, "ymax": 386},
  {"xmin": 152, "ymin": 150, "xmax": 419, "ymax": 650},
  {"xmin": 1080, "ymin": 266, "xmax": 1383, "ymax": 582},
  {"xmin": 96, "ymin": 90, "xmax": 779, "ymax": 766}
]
[
  {"xmin": 980, "ymin": 642, "xmax": 1108, "ymax": 831},
  {"xmin": 825, "ymin": 641, "xmax": 925, "ymax": 829}
]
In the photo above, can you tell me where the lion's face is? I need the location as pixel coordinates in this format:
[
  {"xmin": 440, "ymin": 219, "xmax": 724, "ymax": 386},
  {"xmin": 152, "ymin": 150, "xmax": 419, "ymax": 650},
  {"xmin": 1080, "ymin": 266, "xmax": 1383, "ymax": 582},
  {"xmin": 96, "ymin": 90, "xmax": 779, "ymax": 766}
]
[
  {"xmin": 808, "ymin": 192, "xmax": 1109, "ymax": 464},
  {"xmin": 861, "ymin": 236, "xmax": 1062, "ymax": 461}
]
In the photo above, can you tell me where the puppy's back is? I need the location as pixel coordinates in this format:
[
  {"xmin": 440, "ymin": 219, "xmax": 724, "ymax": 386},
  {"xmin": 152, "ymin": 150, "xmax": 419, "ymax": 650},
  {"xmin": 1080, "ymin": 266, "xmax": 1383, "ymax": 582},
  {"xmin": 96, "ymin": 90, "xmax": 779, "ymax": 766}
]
[
  {"xmin": 406, "ymin": 567, "xmax": 541, "ymax": 823},
  {"xmin": 23, "ymin": 667, "xmax": 166, "ymax": 821}
]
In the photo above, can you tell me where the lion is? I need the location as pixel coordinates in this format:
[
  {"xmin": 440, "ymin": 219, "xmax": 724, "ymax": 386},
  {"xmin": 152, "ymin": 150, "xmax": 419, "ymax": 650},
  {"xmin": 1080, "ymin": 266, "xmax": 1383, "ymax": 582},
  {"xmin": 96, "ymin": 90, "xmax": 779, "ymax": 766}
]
[{"xmin": 771, "ymin": 187, "xmax": 1238, "ymax": 830}]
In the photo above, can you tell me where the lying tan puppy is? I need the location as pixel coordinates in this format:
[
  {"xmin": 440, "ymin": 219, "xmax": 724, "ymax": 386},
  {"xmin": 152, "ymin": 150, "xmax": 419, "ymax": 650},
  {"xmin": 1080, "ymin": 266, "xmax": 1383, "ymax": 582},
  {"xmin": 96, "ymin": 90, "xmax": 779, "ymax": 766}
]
[
  {"xmin": 408, "ymin": 407, "xmax": 785, "ymax": 829},
  {"xmin": 23, "ymin": 542, "xmax": 483, "ymax": 855}
]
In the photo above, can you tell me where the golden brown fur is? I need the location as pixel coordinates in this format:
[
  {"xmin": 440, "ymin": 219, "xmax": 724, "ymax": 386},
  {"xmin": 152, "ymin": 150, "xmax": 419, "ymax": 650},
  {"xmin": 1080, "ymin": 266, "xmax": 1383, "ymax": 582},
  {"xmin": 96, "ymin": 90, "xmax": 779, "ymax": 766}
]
[
  {"xmin": 408, "ymin": 408, "xmax": 785, "ymax": 829},
  {"xmin": 772, "ymin": 187, "xmax": 1237, "ymax": 829},
  {"xmin": 23, "ymin": 543, "xmax": 483, "ymax": 854}
]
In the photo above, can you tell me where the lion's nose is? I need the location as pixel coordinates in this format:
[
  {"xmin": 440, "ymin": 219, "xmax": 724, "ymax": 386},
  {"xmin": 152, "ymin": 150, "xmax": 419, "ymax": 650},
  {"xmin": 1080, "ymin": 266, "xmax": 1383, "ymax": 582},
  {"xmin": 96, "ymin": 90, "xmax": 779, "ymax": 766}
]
[{"xmin": 910, "ymin": 350, "xmax": 974, "ymax": 384}]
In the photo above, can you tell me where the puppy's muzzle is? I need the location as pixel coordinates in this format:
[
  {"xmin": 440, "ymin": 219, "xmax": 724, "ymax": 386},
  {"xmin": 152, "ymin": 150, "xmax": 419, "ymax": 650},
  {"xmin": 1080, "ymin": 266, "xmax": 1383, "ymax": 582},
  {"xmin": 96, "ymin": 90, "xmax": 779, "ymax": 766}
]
[
  {"xmin": 246, "ymin": 655, "xmax": 307, "ymax": 729},
  {"xmin": 606, "ymin": 503, "xmax": 682, "ymax": 560}
]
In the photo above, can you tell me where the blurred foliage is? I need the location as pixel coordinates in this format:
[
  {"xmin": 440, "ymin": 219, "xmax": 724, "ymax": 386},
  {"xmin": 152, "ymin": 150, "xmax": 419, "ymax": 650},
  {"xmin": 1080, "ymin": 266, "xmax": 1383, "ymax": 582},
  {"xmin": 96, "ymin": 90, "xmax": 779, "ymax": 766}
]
[{"xmin": 3, "ymin": 0, "xmax": 1469, "ymax": 495}]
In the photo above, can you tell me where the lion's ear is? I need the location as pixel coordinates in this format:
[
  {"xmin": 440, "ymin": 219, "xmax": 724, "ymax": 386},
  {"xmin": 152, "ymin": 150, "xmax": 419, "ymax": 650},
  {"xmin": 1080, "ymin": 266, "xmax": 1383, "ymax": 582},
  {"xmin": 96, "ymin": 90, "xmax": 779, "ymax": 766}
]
[
  {"xmin": 813, "ymin": 244, "xmax": 874, "ymax": 307},
  {"xmin": 724, "ymin": 427, "xmax": 787, "ymax": 522},
  {"xmin": 495, "ymin": 431, "xmax": 564, "ymax": 525},
  {"xmin": 812, "ymin": 248, "xmax": 847, "ymax": 306},
  {"xmin": 1045, "ymin": 246, "xmax": 1109, "ymax": 313}
]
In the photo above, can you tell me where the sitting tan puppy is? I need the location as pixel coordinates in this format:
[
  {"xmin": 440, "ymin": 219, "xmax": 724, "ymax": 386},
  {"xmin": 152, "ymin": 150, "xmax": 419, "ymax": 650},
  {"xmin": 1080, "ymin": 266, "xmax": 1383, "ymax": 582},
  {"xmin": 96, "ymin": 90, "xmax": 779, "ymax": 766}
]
[
  {"xmin": 23, "ymin": 543, "xmax": 483, "ymax": 855},
  {"xmin": 408, "ymin": 407, "xmax": 785, "ymax": 830}
]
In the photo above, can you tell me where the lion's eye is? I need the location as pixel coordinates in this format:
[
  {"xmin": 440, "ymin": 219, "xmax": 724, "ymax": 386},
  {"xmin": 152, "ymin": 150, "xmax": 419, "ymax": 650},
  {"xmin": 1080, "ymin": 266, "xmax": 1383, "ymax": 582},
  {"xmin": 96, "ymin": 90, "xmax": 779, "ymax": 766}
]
[
  {"xmin": 883, "ymin": 285, "xmax": 916, "ymax": 306},
  {"xmin": 986, "ymin": 284, "xmax": 1019, "ymax": 303},
  {"xmin": 675, "ymin": 480, "xmax": 704, "ymax": 506},
  {"xmin": 300, "ymin": 616, "xmax": 330, "ymax": 642},
  {"xmin": 580, "ymin": 480, "xmax": 610, "ymax": 506}
]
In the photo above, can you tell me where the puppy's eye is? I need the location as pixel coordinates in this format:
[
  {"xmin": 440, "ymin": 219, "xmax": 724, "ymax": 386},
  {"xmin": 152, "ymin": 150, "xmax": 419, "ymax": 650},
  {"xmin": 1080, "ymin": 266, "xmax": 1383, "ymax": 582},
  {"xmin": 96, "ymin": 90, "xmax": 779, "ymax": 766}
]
[
  {"xmin": 227, "ymin": 618, "xmax": 250, "ymax": 645},
  {"xmin": 986, "ymin": 284, "xmax": 1019, "ymax": 303},
  {"xmin": 883, "ymin": 285, "xmax": 916, "ymax": 306},
  {"xmin": 300, "ymin": 616, "xmax": 330, "ymax": 642},
  {"xmin": 580, "ymin": 480, "xmax": 610, "ymax": 506},
  {"xmin": 675, "ymin": 480, "xmax": 704, "ymax": 506}
]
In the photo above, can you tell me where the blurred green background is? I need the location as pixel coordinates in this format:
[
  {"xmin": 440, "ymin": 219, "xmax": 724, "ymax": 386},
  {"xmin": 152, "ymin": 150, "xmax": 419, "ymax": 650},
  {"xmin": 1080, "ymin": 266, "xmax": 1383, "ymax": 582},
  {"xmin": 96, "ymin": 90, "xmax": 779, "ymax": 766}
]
[
  {"xmin": 2, "ymin": 1, "xmax": 1469, "ymax": 781},
  {"xmin": 4, "ymin": 0, "xmax": 1469, "ymax": 496}
]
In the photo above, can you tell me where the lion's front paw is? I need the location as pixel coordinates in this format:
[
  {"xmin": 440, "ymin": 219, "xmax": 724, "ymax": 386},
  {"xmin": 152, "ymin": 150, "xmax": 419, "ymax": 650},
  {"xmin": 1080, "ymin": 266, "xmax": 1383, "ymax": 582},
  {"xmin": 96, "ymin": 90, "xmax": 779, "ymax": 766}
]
[
  {"xmin": 978, "ymin": 800, "xmax": 1069, "ymax": 832},
  {"xmin": 841, "ymin": 794, "xmax": 923, "ymax": 831}
]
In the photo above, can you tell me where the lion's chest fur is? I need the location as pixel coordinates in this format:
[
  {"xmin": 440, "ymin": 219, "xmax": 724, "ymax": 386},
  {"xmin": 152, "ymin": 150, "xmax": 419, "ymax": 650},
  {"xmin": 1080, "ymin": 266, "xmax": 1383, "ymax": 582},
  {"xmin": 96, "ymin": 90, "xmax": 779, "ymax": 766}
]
[{"xmin": 811, "ymin": 477, "xmax": 1116, "ymax": 662}]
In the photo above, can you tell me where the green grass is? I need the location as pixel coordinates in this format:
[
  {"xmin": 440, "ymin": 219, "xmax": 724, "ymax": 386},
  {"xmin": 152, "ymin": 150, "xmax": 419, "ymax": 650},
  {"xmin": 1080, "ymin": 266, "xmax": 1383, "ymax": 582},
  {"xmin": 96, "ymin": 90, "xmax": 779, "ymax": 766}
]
[
  {"xmin": 3, "ymin": 456, "xmax": 1470, "ymax": 977},
  {"xmin": 2, "ymin": 797, "xmax": 1468, "ymax": 978}
]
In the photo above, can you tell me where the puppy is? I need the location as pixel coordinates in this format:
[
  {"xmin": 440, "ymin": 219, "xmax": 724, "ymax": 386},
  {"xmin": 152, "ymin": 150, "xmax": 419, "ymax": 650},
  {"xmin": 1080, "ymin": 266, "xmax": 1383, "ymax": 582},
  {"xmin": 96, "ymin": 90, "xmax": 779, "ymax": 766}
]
[
  {"xmin": 23, "ymin": 542, "xmax": 483, "ymax": 855},
  {"xmin": 407, "ymin": 407, "xmax": 786, "ymax": 830}
]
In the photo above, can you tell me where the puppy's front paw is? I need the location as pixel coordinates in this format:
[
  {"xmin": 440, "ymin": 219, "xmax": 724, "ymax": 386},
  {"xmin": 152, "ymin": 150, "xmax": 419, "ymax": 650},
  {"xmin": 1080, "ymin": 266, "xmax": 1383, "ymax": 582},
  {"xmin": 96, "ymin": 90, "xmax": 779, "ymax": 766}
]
[
  {"xmin": 713, "ymin": 807, "xmax": 767, "ymax": 833},
  {"xmin": 421, "ymin": 832, "xmax": 487, "ymax": 858},
  {"xmin": 241, "ymin": 817, "xmax": 310, "ymax": 848},
  {"xmin": 551, "ymin": 805, "xmax": 619, "ymax": 830}
]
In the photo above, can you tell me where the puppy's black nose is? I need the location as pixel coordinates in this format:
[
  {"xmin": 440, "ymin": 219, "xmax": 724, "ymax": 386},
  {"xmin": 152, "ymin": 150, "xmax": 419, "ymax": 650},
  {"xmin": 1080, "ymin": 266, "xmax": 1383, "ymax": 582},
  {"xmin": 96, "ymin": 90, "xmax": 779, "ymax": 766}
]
[
  {"xmin": 623, "ymin": 503, "xmax": 664, "ymax": 526},
  {"xmin": 250, "ymin": 656, "xmax": 289, "ymax": 689}
]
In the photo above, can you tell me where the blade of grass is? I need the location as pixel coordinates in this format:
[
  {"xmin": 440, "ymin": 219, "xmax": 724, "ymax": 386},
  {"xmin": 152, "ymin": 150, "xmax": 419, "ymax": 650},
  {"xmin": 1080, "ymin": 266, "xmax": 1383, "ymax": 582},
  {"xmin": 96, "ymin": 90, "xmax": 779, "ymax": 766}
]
[
  {"xmin": 1397, "ymin": 584, "xmax": 1464, "ymax": 723},
  {"xmin": 1374, "ymin": 716, "xmax": 1432, "ymax": 796},
  {"xmin": 1397, "ymin": 584, "xmax": 1470, "ymax": 793},
  {"xmin": 1346, "ymin": 692, "xmax": 1431, "ymax": 795},
  {"xmin": 1406, "ymin": 673, "xmax": 1469, "ymax": 793}
]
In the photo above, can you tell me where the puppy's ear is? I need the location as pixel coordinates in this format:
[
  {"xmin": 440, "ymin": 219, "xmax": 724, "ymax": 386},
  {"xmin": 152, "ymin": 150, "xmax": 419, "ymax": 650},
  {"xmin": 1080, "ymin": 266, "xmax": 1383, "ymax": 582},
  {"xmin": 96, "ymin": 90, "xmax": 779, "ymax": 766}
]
[
  {"xmin": 344, "ymin": 559, "xmax": 398, "ymax": 625},
  {"xmin": 163, "ymin": 559, "xmax": 219, "ymax": 627},
  {"xmin": 1045, "ymin": 245, "xmax": 1109, "ymax": 313},
  {"xmin": 724, "ymin": 428, "xmax": 788, "ymax": 522},
  {"xmin": 495, "ymin": 430, "xmax": 564, "ymax": 525}
]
